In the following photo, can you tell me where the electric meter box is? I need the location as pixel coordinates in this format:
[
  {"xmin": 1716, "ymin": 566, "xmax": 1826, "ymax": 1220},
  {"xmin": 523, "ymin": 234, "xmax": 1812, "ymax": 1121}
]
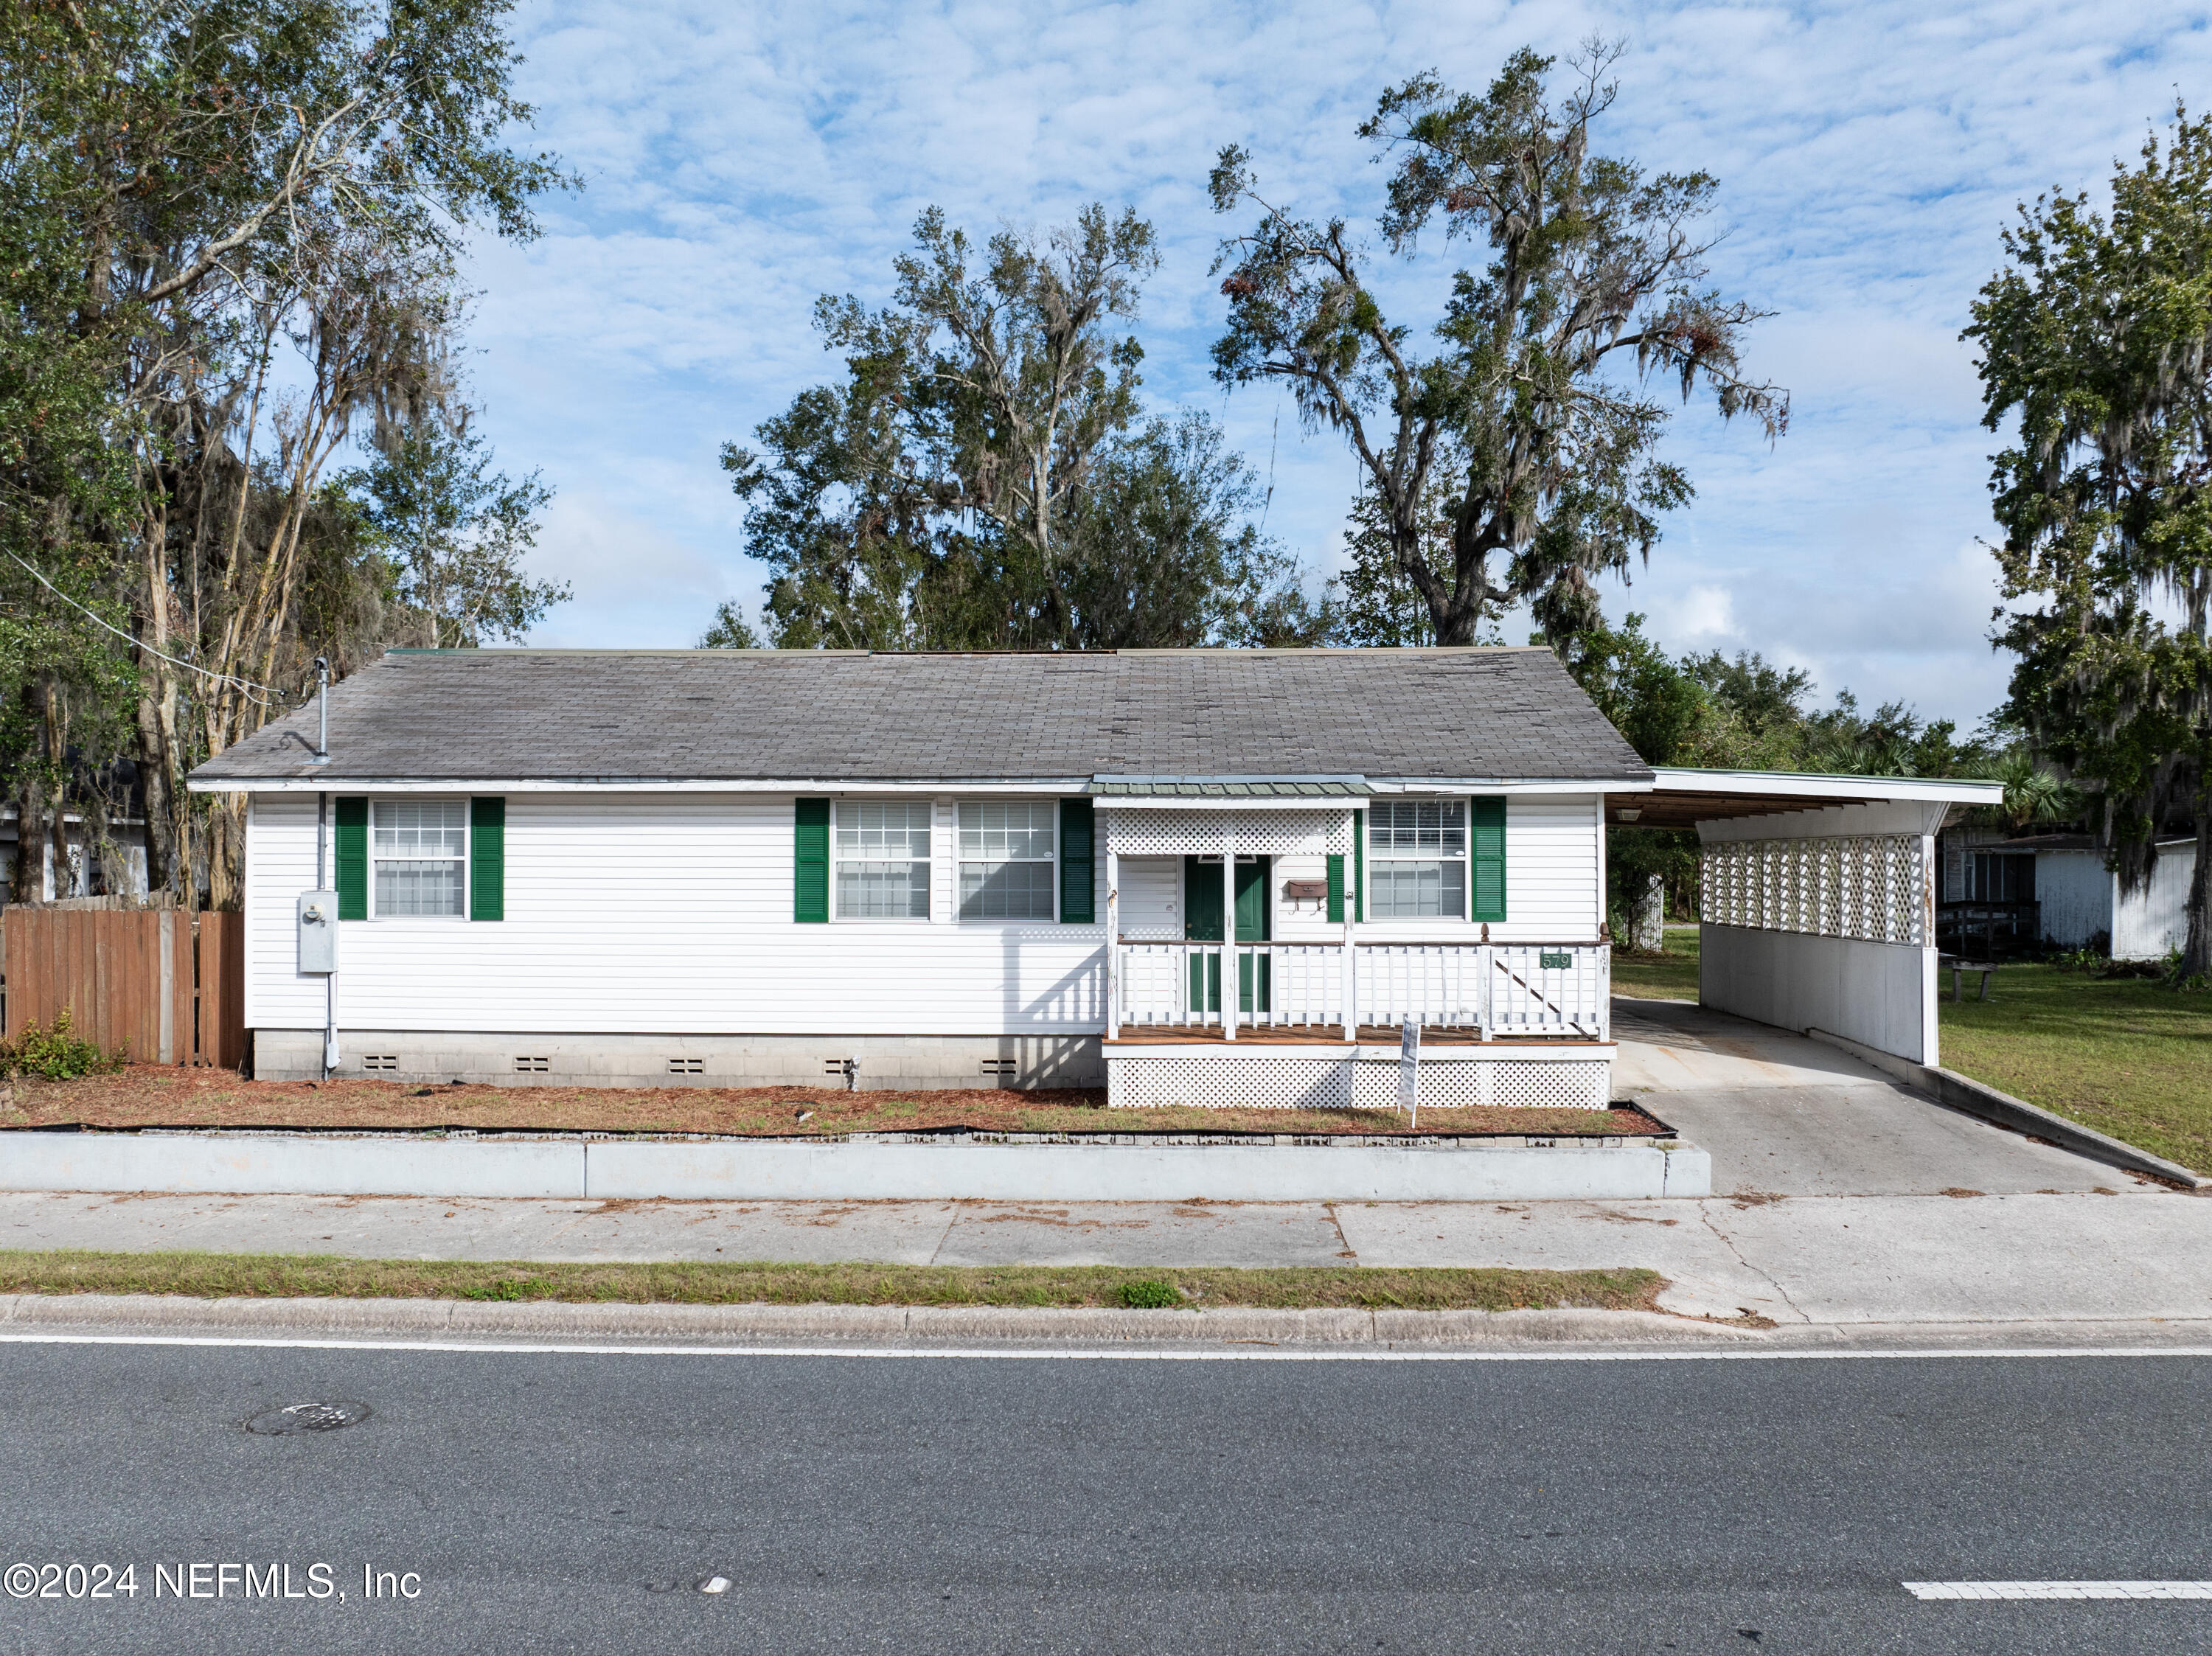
[{"xmin": 297, "ymin": 890, "xmax": 338, "ymax": 975}]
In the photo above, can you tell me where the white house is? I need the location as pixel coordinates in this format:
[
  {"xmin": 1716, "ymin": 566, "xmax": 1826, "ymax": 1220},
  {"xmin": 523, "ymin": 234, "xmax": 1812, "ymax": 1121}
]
[
  {"xmin": 1989, "ymin": 832, "xmax": 2199, "ymax": 960},
  {"xmin": 1, "ymin": 804, "xmax": 152, "ymax": 901},
  {"xmin": 186, "ymin": 648, "xmax": 2003, "ymax": 1108}
]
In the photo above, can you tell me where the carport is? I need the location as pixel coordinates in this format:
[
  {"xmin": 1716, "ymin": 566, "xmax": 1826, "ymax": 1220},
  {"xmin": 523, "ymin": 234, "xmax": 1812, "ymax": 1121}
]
[{"xmin": 1606, "ymin": 769, "xmax": 2007, "ymax": 1068}]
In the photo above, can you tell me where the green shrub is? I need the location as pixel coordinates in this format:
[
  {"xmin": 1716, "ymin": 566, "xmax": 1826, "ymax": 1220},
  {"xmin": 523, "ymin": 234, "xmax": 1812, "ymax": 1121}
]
[
  {"xmin": 1, "ymin": 1009, "xmax": 125, "ymax": 1081},
  {"xmin": 1117, "ymin": 1278, "xmax": 1181, "ymax": 1309}
]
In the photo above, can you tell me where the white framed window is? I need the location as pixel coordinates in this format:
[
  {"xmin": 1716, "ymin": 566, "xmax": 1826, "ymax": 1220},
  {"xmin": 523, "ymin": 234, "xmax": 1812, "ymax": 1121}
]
[
  {"xmin": 1368, "ymin": 800, "xmax": 1466, "ymax": 919},
  {"xmin": 372, "ymin": 800, "xmax": 467, "ymax": 918},
  {"xmin": 835, "ymin": 801, "xmax": 931, "ymax": 919},
  {"xmin": 959, "ymin": 801, "xmax": 1056, "ymax": 920}
]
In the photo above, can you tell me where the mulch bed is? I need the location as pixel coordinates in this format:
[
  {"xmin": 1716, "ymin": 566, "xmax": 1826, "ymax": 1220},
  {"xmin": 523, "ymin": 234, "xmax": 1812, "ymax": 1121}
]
[{"xmin": 0, "ymin": 1065, "xmax": 1670, "ymax": 1141}]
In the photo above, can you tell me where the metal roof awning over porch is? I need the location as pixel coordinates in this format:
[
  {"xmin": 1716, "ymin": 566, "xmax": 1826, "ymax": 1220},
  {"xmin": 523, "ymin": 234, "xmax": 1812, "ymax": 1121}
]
[
  {"xmin": 1088, "ymin": 774, "xmax": 1373, "ymax": 800},
  {"xmin": 1604, "ymin": 768, "xmax": 2006, "ymax": 832}
]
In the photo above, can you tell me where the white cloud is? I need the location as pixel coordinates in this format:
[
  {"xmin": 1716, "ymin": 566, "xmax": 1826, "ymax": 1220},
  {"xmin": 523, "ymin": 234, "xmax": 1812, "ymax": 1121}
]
[
  {"xmin": 450, "ymin": 0, "xmax": 2212, "ymax": 724},
  {"xmin": 1649, "ymin": 585, "xmax": 1739, "ymax": 644}
]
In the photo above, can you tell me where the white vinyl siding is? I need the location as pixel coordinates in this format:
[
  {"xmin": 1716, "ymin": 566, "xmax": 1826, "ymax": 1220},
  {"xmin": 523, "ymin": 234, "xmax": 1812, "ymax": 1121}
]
[
  {"xmin": 242, "ymin": 793, "xmax": 1107, "ymax": 1036},
  {"xmin": 1307, "ymin": 794, "xmax": 1602, "ymax": 945},
  {"xmin": 2032, "ymin": 850, "xmax": 2109, "ymax": 949},
  {"xmin": 835, "ymin": 801, "xmax": 930, "ymax": 919},
  {"xmin": 372, "ymin": 800, "xmax": 467, "ymax": 918},
  {"xmin": 236, "ymin": 793, "xmax": 1601, "ymax": 1035},
  {"xmin": 959, "ymin": 801, "xmax": 1056, "ymax": 919},
  {"xmin": 1368, "ymin": 801, "xmax": 1465, "ymax": 919},
  {"xmin": 1115, "ymin": 855, "xmax": 1183, "ymax": 939}
]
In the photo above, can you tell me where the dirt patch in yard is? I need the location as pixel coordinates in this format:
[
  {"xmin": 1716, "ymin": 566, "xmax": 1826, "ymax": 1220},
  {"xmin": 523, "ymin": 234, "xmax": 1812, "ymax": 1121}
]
[{"xmin": 0, "ymin": 1065, "xmax": 1671, "ymax": 1141}]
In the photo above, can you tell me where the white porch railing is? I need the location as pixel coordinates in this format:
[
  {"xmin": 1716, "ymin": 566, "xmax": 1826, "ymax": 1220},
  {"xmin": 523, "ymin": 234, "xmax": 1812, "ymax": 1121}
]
[{"xmin": 1110, "ymin": 941, "xmax": 1610, "ymax": 1041}]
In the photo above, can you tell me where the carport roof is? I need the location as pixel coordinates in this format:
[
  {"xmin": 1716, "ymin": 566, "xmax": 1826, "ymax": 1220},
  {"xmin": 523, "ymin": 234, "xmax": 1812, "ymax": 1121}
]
[{"xmin": 1605, "ymin": 768, "xmax": 2007, "ymax": 831}]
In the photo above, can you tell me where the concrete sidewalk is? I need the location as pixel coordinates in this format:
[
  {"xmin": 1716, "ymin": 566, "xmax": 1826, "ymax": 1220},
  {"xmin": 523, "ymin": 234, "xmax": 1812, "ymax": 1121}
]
[
  {"xmin": 7, "ymin": 1184, "xmax": 2209, "ymax": 1328},
  {"xmin": 5, "ymin": 1001, "xmax": 2202, "ymax": 1335}
]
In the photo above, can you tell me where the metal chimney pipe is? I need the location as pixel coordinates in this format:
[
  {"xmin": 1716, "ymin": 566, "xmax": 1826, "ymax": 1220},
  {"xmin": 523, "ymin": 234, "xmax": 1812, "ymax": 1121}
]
[{"xmin": 311, "ymin": 656, "xmax": 330, "ymax": 764}]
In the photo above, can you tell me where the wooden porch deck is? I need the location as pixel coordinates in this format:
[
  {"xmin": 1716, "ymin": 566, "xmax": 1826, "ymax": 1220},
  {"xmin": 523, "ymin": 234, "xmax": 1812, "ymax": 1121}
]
[{"xmin": 1103, "ymin": 1023, "xmax": 1612, "ymax": 1048}]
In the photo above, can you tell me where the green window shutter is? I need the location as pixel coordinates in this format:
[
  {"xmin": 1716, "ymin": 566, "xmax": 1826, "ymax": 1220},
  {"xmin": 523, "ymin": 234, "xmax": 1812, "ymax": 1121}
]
[
  {"xmin": 1059, "ymin": 798, "xmax": 1095, "ymax": 924},
  {"xmin": 335, "ymin": 797, "xmax": 367, "ymax": 919},
  {"xmin": 1326, "ymin": 854, "xmax": 1346, "ymax": 924},
  {"xmin": 1471, "ymin": 797, "xmax": 1507, "ymax": 922},
  {"xmin": 1352, "ymin": 810, "xmax": 1365, "ymax": 922},
  {"xmin": 793, "ymin": 799, "xmax": 830, "ymax": 922},
  {"xmin": 469, "ymin": 797, "xmax": 505, "ymax": 921}
]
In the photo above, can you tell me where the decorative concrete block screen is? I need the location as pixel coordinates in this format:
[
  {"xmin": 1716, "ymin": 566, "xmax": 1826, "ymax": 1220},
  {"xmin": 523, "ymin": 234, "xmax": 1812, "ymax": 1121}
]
[
  {"xmin": 1105, "ymin": 810, "xmax": 1352, "ymax": 858},
  {"xmin": 1699, "ymin": 835, "xmax": 1925, "ymax": 946}
]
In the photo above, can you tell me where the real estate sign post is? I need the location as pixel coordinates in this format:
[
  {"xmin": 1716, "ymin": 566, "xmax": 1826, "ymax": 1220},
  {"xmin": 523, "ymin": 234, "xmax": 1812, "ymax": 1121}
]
[{"xmin": 1399, "ymin": 1017, "xmax": 1419, "ymax": 1127}]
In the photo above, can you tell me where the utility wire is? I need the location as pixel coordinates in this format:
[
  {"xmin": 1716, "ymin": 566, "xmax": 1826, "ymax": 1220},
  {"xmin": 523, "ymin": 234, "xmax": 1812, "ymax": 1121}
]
[{"xmin": 4, "ymin": 549, "xmax": 295, "ymax": 709}]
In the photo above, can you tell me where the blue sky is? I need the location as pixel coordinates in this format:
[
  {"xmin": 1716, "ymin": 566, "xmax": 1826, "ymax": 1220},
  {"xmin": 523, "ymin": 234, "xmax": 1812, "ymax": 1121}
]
[{"xmin": 451, "ymin": 0, "xmax": 2212, "ymax": 727}]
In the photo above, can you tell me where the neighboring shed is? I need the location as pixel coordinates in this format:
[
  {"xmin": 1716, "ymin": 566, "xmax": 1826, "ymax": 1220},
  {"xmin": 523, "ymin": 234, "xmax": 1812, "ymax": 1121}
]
[{"xmin": 1997, "ymin": 833, "xmax": 2198, "ymax": 960}]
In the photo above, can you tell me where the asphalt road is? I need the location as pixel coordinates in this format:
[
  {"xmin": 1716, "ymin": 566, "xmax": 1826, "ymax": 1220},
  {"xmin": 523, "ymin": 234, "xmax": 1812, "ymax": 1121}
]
[{"xmin": 3, "ymin": 1342, "xmax": 2210, "ymax": 1655}]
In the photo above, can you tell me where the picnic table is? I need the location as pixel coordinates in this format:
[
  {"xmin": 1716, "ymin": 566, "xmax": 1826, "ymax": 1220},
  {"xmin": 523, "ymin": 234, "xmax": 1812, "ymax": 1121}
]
[{"xmin": 1939, "ymin": 956, "xmax": 1998, "ymax": 1002}]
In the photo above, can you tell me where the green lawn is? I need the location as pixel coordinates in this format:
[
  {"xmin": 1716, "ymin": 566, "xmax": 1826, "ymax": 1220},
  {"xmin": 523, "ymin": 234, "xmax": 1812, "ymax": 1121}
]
[
  {"xmin": 1611, "ymin": 926, "xmax": 1700, "ymax": 1000},
  {"xmin": 1939, "ymin": 965, "xmax": 2212, "ymax": 1175}
]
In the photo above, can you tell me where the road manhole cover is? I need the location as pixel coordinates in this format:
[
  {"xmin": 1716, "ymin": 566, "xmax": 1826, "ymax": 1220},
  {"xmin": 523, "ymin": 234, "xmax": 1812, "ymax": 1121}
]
[{"xmin": 246, "ymin": 1400, "xmax": 372, "ymax": 1436}]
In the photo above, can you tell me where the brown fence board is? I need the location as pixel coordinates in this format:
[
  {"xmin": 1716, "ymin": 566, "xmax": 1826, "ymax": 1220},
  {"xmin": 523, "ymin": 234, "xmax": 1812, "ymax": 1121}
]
[
  {"xmin": 196, "ymin": 912, "xmax": 246, "ymax": 1068},
  {"xmin": 1, "ymin": 905, "xmax": 210, "ymax": 1064}
]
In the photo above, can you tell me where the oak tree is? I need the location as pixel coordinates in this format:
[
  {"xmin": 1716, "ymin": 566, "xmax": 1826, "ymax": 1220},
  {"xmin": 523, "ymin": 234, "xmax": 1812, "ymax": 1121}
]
[
  {"xmin": 1967, "ymin": 107, "xmax": 2212, "ymax": 976},
  {"xmin": 1210, "ymin": 43, "xmax": 1787, "ymax": 647}
]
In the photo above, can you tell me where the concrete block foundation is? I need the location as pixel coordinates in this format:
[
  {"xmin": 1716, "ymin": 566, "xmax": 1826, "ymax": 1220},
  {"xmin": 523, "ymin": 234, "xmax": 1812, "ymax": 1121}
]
[
  {"xmin": 0, "ymin": 1130, "xmax": 1711, "ymax": 1202},
  {"xmin": 250, "ymin": 1030, "xmax": 1105, "ymax": 1091}
]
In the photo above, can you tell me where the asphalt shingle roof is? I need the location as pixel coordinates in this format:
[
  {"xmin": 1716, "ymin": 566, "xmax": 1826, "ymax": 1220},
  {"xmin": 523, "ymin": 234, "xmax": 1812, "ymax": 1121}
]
[{"xmin": 188, "ymin": 647, "xmax": 1652, "ymax": 786}]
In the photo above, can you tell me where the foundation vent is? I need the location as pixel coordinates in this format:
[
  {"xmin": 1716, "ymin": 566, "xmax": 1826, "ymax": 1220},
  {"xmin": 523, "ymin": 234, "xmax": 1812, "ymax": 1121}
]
[
  {"xmin": 513, "ymin": 1056, "xmax": 550, "ymax": 1074},
  {"xmin": 667, "ymin": 1057, "xmax": 704, "ymax": 1075}
]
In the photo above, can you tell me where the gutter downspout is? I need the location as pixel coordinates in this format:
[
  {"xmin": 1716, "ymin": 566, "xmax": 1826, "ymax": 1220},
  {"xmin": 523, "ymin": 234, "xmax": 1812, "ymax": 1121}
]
[{"xmin": 312, "ymin": 658, "xmax": 335, "ymax": 1077}]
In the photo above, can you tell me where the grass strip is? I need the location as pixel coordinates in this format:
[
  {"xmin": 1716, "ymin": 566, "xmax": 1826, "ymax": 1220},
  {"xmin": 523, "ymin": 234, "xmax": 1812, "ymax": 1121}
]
[{"xmin": 0, "ymin": 1249, "xmax": 1664, "ymax": 1313}]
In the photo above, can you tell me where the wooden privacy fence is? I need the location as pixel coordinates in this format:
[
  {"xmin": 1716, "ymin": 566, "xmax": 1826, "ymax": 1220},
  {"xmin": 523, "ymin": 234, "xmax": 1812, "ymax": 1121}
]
[{"xmin": 0, "ymin": 905, "xmax": 246, "ymax": 1068}]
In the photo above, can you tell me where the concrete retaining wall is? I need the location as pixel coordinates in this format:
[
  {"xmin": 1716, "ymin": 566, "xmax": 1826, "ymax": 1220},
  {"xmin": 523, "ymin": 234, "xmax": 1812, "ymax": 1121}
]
[
  {"xmin": 1699, "ymin": 924, "xmax": 1937, "ymax": 1068},
  {"xmin": 251, "ymin": 1030, "xmax": 1105, "ymax": 1090},
  {"xmin": 0, "ymin": 1133, "xmax": 580, "ymax": 1200},
  {"xmin": 0, "ymin": 1131, "xmax": 1710, "ymax": 1202}
]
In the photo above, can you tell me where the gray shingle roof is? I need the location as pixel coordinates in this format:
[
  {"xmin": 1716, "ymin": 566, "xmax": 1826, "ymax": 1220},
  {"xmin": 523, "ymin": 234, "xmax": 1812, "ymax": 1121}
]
[{"xmin": 188, "ymin": 647, "xmax": 1652, "ymax": 786}]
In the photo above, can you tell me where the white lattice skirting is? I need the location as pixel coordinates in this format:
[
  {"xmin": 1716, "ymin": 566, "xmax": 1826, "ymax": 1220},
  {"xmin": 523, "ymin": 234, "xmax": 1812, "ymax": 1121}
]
[{"xmin": 1106, "ymin": 1051, "xmax": 1613, "ymax": 1110}]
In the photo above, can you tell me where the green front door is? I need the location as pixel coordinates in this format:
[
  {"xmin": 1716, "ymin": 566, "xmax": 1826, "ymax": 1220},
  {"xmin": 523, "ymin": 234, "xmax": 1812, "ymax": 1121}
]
[{"xmin": 1185, "ymin": 855, "xmax": 1270, "ymax": 1014}]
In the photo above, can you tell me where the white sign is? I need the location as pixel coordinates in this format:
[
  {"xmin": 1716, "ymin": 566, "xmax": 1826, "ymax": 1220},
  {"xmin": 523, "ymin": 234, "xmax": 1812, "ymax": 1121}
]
[{"xmin": 1398, "ymin": 1016, "xmax": 1420, "ymax": 1121}]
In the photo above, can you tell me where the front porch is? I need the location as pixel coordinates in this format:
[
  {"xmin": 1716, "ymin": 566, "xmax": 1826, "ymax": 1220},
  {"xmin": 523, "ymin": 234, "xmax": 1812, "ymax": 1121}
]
[
  {"xmin": 1096, "ymin": 790, "xmax": 1615, "ymax": 1112},
  {"xmin": 1108, "ymin": 939, "xmax": 1612, "ymax": 1042}
]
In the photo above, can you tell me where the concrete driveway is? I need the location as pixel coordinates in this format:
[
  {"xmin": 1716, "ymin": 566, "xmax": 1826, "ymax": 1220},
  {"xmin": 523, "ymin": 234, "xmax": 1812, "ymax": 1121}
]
[{"xmin": 1610, "ymin": 997, "xmax": 2135, "ymax": 1198}]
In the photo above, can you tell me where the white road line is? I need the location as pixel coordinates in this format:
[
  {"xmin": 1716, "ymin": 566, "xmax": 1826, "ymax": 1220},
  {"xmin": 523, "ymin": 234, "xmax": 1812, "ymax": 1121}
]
[
  {"xmin": 1906, "ymin": 1582, "xmax": 2212, "ymax": 1601},
  {"xmin": 2, "ymin": 1333, "xmax": 2212, "ymax": 1362}
]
